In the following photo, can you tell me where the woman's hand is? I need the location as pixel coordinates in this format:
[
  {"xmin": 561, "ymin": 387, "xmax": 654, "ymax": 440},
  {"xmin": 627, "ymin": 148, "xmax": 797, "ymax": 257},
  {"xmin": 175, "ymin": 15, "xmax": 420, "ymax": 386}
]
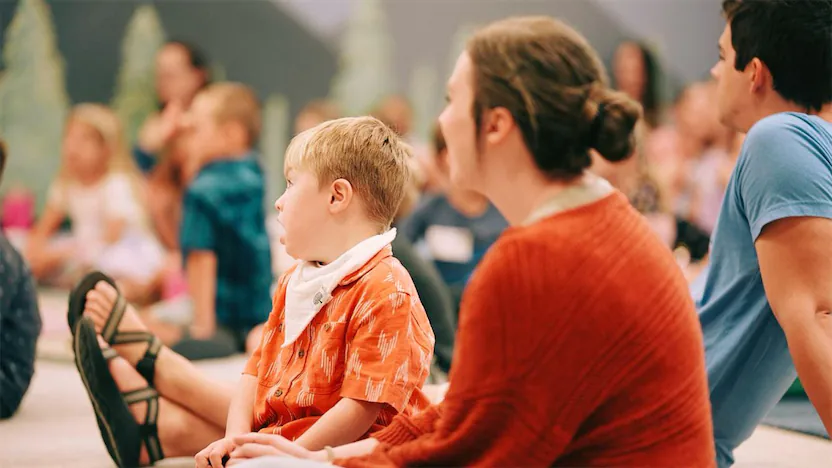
[{"xmin": 227, "ymin": 433, "xmax": 327, "ymax": 466}]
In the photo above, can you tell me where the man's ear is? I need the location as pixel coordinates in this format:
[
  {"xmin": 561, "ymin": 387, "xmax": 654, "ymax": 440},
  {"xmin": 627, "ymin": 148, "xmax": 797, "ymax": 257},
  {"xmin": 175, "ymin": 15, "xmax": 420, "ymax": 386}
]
[
  {"xmin": 748, "ymin": 57, "xmax": 769, "ymax": 94},
  {"xmin": 329, "ymin": 178, "xmax": 354, "ymax": 214}
]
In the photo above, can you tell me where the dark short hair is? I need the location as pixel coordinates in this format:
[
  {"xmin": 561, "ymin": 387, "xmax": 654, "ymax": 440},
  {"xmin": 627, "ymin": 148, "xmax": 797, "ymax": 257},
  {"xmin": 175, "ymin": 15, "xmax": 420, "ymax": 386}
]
[{"xmin": 722, "ymin": 0, "xmax": 832, "ymax": 112}]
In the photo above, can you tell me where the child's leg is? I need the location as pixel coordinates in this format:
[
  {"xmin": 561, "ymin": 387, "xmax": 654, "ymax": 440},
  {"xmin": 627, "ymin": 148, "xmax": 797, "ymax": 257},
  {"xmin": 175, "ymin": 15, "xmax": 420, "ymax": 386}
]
[
  {"xmin": 106, "ymin": 352, "xmax": 224, "ymax": 462},
  {"xmin": 84, "ymin": 282, "xmax": 234, "ymax": 428}
]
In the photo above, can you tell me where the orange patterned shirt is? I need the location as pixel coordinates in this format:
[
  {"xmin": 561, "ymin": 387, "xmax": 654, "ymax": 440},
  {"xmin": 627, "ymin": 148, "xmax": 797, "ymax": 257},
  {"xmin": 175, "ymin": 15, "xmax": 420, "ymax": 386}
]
[{"xmin": 243, "ymin": 246, "xmax": 435, "ymax": 440}]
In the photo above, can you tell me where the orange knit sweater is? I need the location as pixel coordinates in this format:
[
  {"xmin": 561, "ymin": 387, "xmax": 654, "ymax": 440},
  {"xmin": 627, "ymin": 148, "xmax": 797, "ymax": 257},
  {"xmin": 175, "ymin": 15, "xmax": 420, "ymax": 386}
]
[{"xmin": 339, "ymin": 193, "xmax": 715, "ymax": 467}]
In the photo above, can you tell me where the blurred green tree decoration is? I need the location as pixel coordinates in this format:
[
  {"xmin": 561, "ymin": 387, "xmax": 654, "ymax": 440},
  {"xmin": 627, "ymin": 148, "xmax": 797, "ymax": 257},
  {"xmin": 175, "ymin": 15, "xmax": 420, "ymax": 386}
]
[
  {"xmin": 0, "ymin": 0, "xmax": 70, "ymax": 211},
  {"xmin": 330, "ymin": 0, "xmax": 394, "ymax": 116},
  {"xmin": 111, "ymin": 4, "xmax": 166, "ymax": 146},
  {"xmin": 261, "ymin": 93, "xmax": 290, "ymax": 210},
  {"xmin": 407, "ymin": 63, "xmax": 439, "ymax": 143}
]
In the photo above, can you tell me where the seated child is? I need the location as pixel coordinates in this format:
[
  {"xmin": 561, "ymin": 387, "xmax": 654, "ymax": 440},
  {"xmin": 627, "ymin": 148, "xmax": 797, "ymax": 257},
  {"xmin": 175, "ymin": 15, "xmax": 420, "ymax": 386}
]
[
  {"xmin": 141, "ymin": 82, "xmax": 273, "ymax": 359},
  {"xmin": 25, "ymin": 104, "xmax": 165, "ymax": 292},
  {"xmin": 195, "ymin": 116, "xmax": 435, "ymax": 466},
  {"xmin": 400, "ymin": 123, "xmax": 507, "ymax": 312},
  {"xmin": 0, "ymin": 139, "xmax": 42, "ymax": 419}
]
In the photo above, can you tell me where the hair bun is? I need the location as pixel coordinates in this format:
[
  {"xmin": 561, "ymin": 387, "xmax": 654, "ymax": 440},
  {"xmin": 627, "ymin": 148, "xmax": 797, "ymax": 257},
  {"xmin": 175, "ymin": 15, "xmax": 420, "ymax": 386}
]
[{"xmin": 587, "ymin": 88, "xmax": 642, "ymax": 162}]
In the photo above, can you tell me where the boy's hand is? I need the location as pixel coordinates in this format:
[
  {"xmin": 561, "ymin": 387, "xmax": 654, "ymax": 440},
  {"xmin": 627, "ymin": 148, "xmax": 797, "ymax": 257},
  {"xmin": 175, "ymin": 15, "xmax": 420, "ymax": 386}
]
[
  {"xmin": 195, "ymin": 437, "xmax": 236, "ymax": 468},
  {"xmin": 228, "ymin": 433, "xmax": 324, "ymax": 465}
]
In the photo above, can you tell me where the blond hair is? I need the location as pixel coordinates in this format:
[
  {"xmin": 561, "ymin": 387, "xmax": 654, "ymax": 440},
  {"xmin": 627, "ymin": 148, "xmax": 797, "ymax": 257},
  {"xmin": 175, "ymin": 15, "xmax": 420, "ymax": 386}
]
[
  {"xmin": 284, "ymin": 116, "xmax": 412, "ymax": 229},
  {"xmin": 201, "ymin": 82, "xmax": 262, "ymax": 145},
  {"xmin": 59, "ymin": 104, "xmax": 144, "ymax": 188}
]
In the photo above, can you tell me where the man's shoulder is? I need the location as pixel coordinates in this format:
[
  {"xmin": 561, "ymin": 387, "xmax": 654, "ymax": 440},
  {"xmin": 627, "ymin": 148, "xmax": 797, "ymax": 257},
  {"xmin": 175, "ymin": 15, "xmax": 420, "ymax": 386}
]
[{"xmin": 745, "ymin": 112, "xmax": 832, "ymax": 154}]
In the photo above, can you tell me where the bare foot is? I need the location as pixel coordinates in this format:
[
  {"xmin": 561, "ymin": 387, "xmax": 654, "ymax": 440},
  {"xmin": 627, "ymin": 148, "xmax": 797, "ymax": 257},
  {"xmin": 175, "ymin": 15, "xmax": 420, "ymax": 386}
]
[{"xmin": 85, "ymin": 281, "xmax": 153, "ymax": 366}]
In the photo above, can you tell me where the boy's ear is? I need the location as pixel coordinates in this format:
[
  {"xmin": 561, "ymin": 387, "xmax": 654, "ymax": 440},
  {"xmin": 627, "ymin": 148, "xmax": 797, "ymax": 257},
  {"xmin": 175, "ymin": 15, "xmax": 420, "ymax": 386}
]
[{"xmin": 329, "ymin": 178, "xmax": 354, "ymax": 214}]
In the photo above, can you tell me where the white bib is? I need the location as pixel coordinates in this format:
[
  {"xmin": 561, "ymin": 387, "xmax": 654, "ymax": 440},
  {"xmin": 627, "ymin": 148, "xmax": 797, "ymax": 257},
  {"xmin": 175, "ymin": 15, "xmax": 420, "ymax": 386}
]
[{"xmin": 282, "ymin": 228, "xmax": 397, "ymax": 347}]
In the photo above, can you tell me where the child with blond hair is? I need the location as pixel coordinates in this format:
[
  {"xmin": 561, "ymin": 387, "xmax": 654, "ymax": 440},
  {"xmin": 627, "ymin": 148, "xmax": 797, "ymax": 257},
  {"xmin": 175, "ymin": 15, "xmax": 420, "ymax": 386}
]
[
  {"xmin": 26, "ymin": 104, "xmax": 165, "ymax": 290},
  {"xmin": 69, "ymin": 116, "xmax": 434, "ymax": 467}
]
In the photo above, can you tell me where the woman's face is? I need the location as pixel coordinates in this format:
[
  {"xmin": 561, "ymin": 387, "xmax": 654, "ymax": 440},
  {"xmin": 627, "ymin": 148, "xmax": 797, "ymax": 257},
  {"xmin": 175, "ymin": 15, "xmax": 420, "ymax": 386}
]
[
  {"xmin": 613, "ymin": 42, "xmax": 646, "ymax": 102},
  {"xmin": 155, "ymin": 44, "xmax": 205, "ymax": 108}
]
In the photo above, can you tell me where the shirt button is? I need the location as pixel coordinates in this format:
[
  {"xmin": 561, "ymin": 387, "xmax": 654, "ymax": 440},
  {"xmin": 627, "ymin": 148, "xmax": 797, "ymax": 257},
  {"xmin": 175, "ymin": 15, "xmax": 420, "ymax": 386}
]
[
  {"xmin": 274, "ymin": 389, "xmax": 283, "ymax": 397},
  {"xmin": 278, "ymin": 324, "xmax": 284, "ymax": 332},
  {"xmin": 298, "ymin": 350, "xmax": 305, "ymax": 358},
  {"xmin": 324, "ymin": 324, "xmax": 332, "ymax": 332}
]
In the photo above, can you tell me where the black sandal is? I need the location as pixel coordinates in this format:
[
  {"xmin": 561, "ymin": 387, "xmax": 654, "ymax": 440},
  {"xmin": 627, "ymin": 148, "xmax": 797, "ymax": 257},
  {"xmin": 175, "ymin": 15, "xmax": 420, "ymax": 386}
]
[
  {"xmin": 73, "ymin": 317, "xmax": 165, "ymax": 466},
  {"xmin": 67, "ymin": 271, "xmax": 162, "ymax": 386}
]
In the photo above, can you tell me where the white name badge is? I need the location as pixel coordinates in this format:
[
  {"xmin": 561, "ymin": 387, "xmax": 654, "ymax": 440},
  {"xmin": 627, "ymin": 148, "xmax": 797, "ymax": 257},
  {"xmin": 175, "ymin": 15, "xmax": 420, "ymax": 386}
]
[{"xmin": 425, "ymin": 225, "xmax": 475, "ymax": 263}]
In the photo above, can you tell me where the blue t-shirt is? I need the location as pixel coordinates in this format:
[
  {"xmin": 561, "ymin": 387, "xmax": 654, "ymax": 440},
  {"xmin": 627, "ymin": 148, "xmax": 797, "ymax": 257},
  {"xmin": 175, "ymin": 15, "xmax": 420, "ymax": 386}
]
[
  {"xmin": 180, "ymin": 154, "xmax": 273, "ymax": 331},
  {"xmin": 400, "ymin": 194, "xmax": 507, "ymax": 289},
  {"xmin": 693, "ymin": 112, "xmax": 832, "ymax": 467}
]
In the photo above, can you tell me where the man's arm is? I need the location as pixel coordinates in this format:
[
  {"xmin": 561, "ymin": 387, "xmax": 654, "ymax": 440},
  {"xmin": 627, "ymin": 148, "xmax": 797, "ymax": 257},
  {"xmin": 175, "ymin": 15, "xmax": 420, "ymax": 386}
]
[
  {"xmin": 186, "ymin": 250, "xmax": 218, "ymax": 339},
  {"xmin": 293, "ymin": 398, "xmax": 384, "ymax": 451},
  {"xmin": 756, "ymin": 216, "xmax": 832, "ymax": 435}
]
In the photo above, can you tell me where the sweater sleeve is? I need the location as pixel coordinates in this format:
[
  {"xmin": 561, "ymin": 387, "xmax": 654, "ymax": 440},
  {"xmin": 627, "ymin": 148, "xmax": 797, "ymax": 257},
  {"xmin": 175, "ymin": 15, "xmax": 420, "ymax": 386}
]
[{"xmin": 339, "ymin": 237, "xmax": 571, "ymax": 467}]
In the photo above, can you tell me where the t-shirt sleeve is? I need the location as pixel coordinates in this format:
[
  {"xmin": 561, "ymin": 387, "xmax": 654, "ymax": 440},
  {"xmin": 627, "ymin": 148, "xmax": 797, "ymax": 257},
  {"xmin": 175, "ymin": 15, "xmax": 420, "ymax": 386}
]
[
  {"xmin": 180, "ymin": 189, "xmax": 216, "ymax": 252},
  {"xmin": 103, "ymin": 173, "xmax": 144, "ymax": 225},
  {"xmin": 739, "ymin": 114, "xmax": 832, "ymax": 240},
  {"xmin": 340, "ymin": 287, "xmax": 433, "ymax": 413}
]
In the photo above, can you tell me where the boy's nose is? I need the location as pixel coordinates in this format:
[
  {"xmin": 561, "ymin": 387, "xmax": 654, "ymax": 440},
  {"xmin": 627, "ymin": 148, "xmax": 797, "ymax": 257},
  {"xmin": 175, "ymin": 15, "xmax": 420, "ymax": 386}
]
[{"xmin": 274, "ymin": 197, "xmax": 283, "ymax": 213}]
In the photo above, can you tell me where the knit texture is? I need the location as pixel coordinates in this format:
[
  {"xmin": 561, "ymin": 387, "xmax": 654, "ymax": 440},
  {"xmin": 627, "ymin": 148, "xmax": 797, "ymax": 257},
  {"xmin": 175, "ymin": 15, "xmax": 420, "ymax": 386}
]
[{"xmin": 338, "ymin": 192, "xmax": 715, "ymax": 467}]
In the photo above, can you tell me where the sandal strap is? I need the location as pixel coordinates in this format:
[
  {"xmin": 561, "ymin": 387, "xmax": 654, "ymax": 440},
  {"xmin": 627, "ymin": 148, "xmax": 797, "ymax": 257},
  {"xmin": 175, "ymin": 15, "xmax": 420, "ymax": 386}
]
[
  {"xmin": 122, "ymin": 387, "xmax": 158, "ymax": 405},
  {"xmin": 102, "ymin": 294, "xmax": 127, "ymax": 344},
  {"xmin": 121, "ymin": 386, "xmax": 165, "ymax": 464},
  {"xmin": 101, "ymin": 348, "xmax": 118, "ymax": 361},
  {"xmin": 142, "ymin": 394, "xmax": 164, "ymax": 464},
  {"xmin": 110, "ymin": 331, "xmax": 155, "ymax": 345},
  {"xmin": 136, "ymin": 337, "xmax": 162, "ymax": 387}
]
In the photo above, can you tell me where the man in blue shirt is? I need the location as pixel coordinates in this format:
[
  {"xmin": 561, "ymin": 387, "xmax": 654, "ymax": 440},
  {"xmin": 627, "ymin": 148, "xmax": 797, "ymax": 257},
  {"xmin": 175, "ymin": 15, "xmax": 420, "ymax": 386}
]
[{"xmin": 697, "ymin": 1, "xmax": 832, "ymax": 465}]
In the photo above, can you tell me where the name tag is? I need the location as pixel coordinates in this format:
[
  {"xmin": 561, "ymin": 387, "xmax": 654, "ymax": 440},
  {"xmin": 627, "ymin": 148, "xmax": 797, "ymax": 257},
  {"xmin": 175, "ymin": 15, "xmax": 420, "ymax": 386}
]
[{"xmin": 425, "ymin": 225, "xmax": 474, "ymax": 263}]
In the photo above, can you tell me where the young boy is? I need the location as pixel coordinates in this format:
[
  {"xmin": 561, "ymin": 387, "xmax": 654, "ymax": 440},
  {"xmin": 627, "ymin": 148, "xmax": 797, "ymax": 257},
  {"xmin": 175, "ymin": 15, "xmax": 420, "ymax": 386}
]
[
  {"xmin": 146, "ymin": 82, "xmax": 273, "ymax": 359},
  {"xmin": 195, "ymin": 117, "xmax": 435, "ymax": 467}
]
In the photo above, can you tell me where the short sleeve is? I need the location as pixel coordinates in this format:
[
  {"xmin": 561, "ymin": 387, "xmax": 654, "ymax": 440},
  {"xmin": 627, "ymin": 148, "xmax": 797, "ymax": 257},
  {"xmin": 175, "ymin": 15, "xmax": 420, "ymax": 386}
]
[
  {"xmin": 180, "ymin": 190, "xmax": 216, "ymax": 252},
  {"xmin": 739, "ymin": 114, "xmax": 832, "ymax": 240},
  {"xmin": 341, "ymin": 289, "xmax": 433, "ymax": 413},
  {"xmin": 103, "ymin": 174, "xmax": 144, "ymax": 224}
]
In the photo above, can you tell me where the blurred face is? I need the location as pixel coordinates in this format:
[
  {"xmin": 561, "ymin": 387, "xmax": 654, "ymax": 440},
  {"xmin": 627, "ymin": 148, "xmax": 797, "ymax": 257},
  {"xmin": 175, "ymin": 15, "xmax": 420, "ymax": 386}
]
[
  {"xmin": 438, "ymin": 53, "xmax": 481, "ymax": 190},
  {"xmin": 62, "ymin": 119, "xmax": 109, "ymax": 181},
  {"xmin": 711, "ymin": 25, "xmax": 753, "ymax": 132},
  {"xmin": 156, "ymin": 44, "xmax": 205, "ymax": 108},
  {"xmin": 274, "ymin": 167, "xmax": 331, "ymax": 261},
  {"xmin": 294, "ymin": 112, "xmax": 325, "ymax": 135},
  {"xmin": 675, "ymin": 85, "xmax": 721, "ymax": 143},
  {"xmin": 613, "ymin": 42, "xmax": 646, "ymax": 101},
  {"xmin": 184, "ymin": 93, "xmax": 228, "ymax": 162}
]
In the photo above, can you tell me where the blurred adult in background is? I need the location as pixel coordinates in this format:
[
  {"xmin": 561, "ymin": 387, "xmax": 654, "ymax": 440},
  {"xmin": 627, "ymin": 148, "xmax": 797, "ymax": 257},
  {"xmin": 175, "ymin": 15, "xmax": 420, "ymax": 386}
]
[
  {"xmin": 135, "ymin": 41, "xmax": 210, "ymax": 253},
  {"xmin": 613, "ymin": 40, "xmax": 663, "ymax": 129},
  {"xmin": 400, "ymin": 124, "xmax": 507, "ymax": 314}
]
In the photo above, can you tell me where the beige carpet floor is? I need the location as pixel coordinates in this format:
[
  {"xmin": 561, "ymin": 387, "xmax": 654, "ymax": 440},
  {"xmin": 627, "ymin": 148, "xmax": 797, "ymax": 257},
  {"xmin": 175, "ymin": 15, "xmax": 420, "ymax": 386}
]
[
  {"xmin": 5, "ymin": 289, "xmax": 830, "ymax": 467},
  {"xmin": 2, "ymin": 358, "xmax": 831, "ymax": 467}
]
